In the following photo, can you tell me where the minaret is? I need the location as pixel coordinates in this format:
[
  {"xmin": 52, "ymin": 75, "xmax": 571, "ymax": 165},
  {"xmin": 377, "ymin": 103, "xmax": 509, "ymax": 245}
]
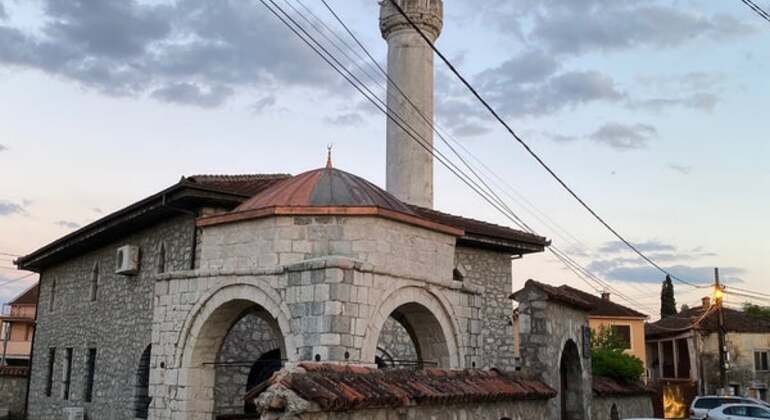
[{"xmin": 380, "ymin": 0, "xmax": 443, "ymax": 209}]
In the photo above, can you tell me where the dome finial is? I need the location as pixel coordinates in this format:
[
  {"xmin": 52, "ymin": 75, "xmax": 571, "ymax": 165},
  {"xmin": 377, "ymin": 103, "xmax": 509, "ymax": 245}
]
[{"xmin": 326, "ymin": 143, "xmax": 333, "ymax": 169}]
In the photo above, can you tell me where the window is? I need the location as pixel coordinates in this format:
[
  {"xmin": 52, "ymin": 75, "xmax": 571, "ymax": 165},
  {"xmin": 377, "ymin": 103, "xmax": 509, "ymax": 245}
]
[
  {"xmin": 610, "ymin": 325, "xmax": 632, "ymax": 350},
  {"xmin": 62, "ymin": 348, "xmax": 73, "ymax": 400},
  {"xmin": 84, "ymin": 348, "xmax": 96, "ymax": 402},
  {"xmin": 724, "ymin": 405, "xmax": 749, "ymax": 416},
  {"xmin": 49, "ymin": 278, "xmax": 56, "ymax": 312},
  {"xmin": 157, "ymin": 243, "xmax": 167, "ymax": 274},
  {"xmin": 25, "ymin": 325, "xmax": 33, "ymax": 341},
  {"xmin": 452, "ymin": 268, "xmax": 463, "ymax": 281},
  {"xmin": 756, "ymin": 350, "xmax": 770, "ymax": 371},
  {"xmin": 90, "ymin": 264, "xmax": 99, "ymax": 302},
  {"xmin": 45, "ymin": 348, "xmax": 56, "ymax": 397},
  {"xmin": 676, "ymin": 338, "xmax": 691, "ymax": 379},
  {"xmin": 750, "ymin": 406, "xmax": 770, "ymax": 419}
]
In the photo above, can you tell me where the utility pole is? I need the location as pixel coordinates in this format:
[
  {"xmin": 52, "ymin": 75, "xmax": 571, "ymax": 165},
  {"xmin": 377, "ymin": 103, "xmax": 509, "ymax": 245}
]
[{"xmin": 715, "ymin": 267, "xmax": 728, "ymax": 394}]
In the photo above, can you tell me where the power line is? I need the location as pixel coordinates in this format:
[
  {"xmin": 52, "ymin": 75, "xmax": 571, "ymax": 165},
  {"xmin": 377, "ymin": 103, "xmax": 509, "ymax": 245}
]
[
  {"xmin": 384, "ymin": 0, "xmax": 707, "ymax": 289},
  {"xmin": 0, "ymin": 272, "xmax": 35, "ymax": 288},
  {"xmin": 0, "ymin": 252, "xmax": 20, "ymax": 258},
  {"xmin": 266, "ymin": 0, "xmax": 657, "ymax": 315},
  {"xmin": 739, "ymin": 0, "xmax": 770, "ymax": 23}
]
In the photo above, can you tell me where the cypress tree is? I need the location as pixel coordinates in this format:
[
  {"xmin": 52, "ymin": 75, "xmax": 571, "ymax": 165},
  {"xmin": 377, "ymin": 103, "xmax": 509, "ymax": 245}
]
[{"xmin": 660, "ymin": 275, "xmax": 677, "ymax": 318}]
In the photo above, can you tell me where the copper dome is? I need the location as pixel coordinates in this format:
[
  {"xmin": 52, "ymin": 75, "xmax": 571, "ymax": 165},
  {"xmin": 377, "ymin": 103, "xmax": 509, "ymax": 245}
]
[{"xmin": 234, "ymin": 167, "xmax": 416, "ymax": 214}]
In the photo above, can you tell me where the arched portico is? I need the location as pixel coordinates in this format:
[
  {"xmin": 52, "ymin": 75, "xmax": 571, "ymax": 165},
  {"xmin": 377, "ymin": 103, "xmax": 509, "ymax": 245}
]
[
  {"xmin": 174, "ymin": 283, "xmax": 295, "ymax": 419},
  {"xmin": 362, "ymin": 286, "xmax": 462, "ymax": 369}
]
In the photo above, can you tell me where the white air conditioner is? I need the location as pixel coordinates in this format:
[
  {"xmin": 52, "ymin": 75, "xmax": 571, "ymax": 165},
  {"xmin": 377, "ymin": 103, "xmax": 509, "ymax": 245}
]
[
  {"xmin": 63, "ymin": 407, "xmax": 85, "ymax": 420},
  {"xmin": 115, "ymin": 245, "xmax": 140, "ymax": 275}
]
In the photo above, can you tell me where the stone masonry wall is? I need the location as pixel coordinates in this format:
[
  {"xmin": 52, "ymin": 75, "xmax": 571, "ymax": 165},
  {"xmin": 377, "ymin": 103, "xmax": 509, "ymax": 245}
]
[
  {"xmin": 455, "ymin": 246, "xmax": 514, "ymax": 370},
  {"xmin": 592, "ymin": 395, "xmax": 654, "ymax": 420},
  {"xmin": 701, "ymin": 332, "xmax": 770, "ymax": 398},
  {"xmin": 517, "ymin": 288, "xmax": 593, "ymax": 419},
  {"xmin": 0, "ymin": 373, "xmax": 27, "ymax": 419},
  {"xmin": 376, "ymin": 318, "xmax": 417, "ymax": 366},
  {"xmin": 287, "ymin": 400, "xmax": 550, "ymax": 420},
  {"xmin": 27, "ymin": 215, "xmax": 195, "ymax": 420},
  {"xmin": 215, "ymin": 313, "xmax": 283, "ymax": 415}
]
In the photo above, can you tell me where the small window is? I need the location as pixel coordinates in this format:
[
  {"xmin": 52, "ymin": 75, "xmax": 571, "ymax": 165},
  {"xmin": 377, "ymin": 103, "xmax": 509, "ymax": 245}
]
[
  {"xmin": 49, "ymin": 278, "xmax": 56, "ymax": 312},
  {"xmin": 62, "ymin": 348, "xmax": 73, "ymax": 400},
  {"xmin": 84, "ymin": 348, "xmax": 96, "ymax": 402},
  {"xmin": 694, "ymin": 397, "xmax": 721, "ymax": 409},
  {"xmin": 756, "ymin": 350, "xmax": 770, "ymax": 371},
  {"xmin": 452, "ymin": 268, "xmax": 463, "ymax": 281},
  {"xmin": 724, "ymin": 405, "xmax": 749, "ymax": 416},
  {"xmin": 157, "ymin": 243, "xmax": 166, "ymax": 274},
  {"xmin": 750, "ymin": 406, "xmax": 770, "ymax": 419},
  {"xmin": 45, "ymin": 348, "xmax": 56, "ymax": 397},
  {"xmin": 610, "ymin": 325, "xmax": 632, "ymax": 350},
  {"xmin": 90, "ymin": 264, "xmax": 99, "ymax": 302}
]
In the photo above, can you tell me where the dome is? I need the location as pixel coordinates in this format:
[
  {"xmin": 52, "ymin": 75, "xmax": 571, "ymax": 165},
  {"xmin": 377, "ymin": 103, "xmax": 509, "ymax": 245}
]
[{"xmin": 234, "ymin": 167, "xmax": 417, "ymax": 215}]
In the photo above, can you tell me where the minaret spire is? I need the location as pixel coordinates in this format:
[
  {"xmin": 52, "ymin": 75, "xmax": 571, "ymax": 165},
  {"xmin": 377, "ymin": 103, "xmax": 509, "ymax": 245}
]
[{"xmin": 326, "ymin": 143, "xmax": 333, "ymax": 169}]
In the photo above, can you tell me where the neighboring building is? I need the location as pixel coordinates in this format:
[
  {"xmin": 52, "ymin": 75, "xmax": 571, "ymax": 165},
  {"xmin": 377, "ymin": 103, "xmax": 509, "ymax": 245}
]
[
  {"xmin": 0, "ymin": 283, "xmax": 39, "ymax": 367},
  {"xmin": 512, "ymin": 284, "xmax": 648, "ymax": 367},
  {"xmin": 646, "ymin": 297, "xmax": 770, "ymax": 418}
]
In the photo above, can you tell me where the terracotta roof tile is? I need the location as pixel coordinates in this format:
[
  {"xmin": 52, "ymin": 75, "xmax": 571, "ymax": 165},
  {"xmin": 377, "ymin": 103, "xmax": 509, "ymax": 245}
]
[
  {"xmin": 646, "ymin": 305, "xmax": 770, "ymax": 338},
  {"xmin": 558, "ymin": 285, "xmax": 647, "ymax": 319},
  {"xmin": 511, "ymin": 279, "xmax": 595, "ymax": 311},
  {"xmin": 248, "ymin": 364, "xmax": 556, "ymax": 412},
  {"xmin": 9, "ymin": 283, "xmax": 38, "ymax": 305}
]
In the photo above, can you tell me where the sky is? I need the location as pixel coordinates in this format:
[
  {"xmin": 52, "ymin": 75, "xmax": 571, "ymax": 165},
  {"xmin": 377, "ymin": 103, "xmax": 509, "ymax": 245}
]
[{"xmin": 0, "ymin": 0, "xmax": 768, "ymax": 317}]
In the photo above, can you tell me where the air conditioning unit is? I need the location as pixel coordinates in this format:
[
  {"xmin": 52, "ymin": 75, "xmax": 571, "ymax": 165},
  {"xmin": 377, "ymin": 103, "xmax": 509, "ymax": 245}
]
[
  {"xmin": 63, "ymin": 407, "xmax": 85, "ymax": 420},
  {"xmin": 115, "ymin": 245, "xmax": 140, "ymax": 275}
]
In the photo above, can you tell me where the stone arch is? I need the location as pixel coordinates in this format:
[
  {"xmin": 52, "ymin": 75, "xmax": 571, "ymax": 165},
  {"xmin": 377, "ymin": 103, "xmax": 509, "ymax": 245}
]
[
  {"xmin": 362, "ymin": 286, "xmax": 461, "ymax": 368},
  {"xmin": 560, "ymin": 339, "xmax": 585, "ymax": 420},
  {"xmin": 176, "ymin": 283, "xmax": 295, "ymax": 418},
  {"xmin": 133, "ymin": 344, "xmax": 152, "ymax": 419},
  {"xmin": 610, "ymin": 403, "xmax": 620, "ymax": 420}
]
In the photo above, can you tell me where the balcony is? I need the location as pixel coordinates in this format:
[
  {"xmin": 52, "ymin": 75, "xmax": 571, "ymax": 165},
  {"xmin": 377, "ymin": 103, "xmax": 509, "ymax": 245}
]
[
  {"xmin": 1, "ymin": 340, "xmax": 31, "ymax": 359},
  {"xmin": 0, "ymin": 304, "xmax": 35, "ymax": 323}
]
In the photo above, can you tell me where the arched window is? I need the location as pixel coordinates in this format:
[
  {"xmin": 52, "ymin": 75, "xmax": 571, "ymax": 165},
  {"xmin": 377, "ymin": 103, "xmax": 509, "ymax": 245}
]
[
  {"xmin": 610, "ymin": 403, "xmax": 620, "ymax": 420},
  {"xmin": 157, "ymin": 243, "xmax": 166, "ymax": 274},
  {"xmin": 134, "ymin": 345, "xmax": 152, "ymax": 419},
  {"xmin": 90, "ymin": 263, "xmax": 99, "ymax": 302}
]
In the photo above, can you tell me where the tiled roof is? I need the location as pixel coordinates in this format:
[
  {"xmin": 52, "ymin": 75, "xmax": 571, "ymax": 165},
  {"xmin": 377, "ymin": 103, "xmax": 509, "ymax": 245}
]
[
  {"xmin": 592, "ymin": 376, "xmax": 655, "ymax": 397},
  {"xmin": 511, "ymin": 279, "xmax": 595, "ymax": 311},
  {"xmin": 186, "ymin": 174, "xmax": 291, "ymax": 197},
  {"xmin": 558, "ymin": 285, "xmax": 647, "ymax": 319},
  {"xmin": 646, "ymin": 305, "xmax": 770, "ymax": 338},
  {"xmin": 248, "ymin": 364, "xmax": 556, "ymax": 412},
  {"xmin": 9, "ymin": 283, "xmax": 39, "ymax": 305},
  {"xmin": 410, "ymin": 205, "xmax": 549, "ymax": 248}
]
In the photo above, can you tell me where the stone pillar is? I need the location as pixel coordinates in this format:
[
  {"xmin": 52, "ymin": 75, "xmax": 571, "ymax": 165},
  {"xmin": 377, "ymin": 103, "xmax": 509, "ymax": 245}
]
[{"xmin": 380, "ymin": 0, "xmax": 443, "ymax": 209}]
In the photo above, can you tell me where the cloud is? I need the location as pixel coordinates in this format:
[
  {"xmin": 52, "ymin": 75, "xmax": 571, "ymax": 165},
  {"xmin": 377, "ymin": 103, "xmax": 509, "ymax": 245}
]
[
  {"xmin": 151, "ymin": 83, "xmax": 233, "ymax": 108},
  {"xmin": 324, "ymin": 112, "xmax": 365, "ymax": 127},
  {"xmin": 590, "ymin": 123, "xmax": 657, "ymax": 150},
  {"xmin": 0, "ymin": 144, "xmax": 6, "ymax": 152},
  {"xmin": 0, "ymin": 3, "xmax": 5, "ymax": 20},
  {"xmin": 250, "ymin": 95, "xmax": 277, "ymax": 114},
  {"xmin": 92, "ymin": 208, "xmax": 103, "ymax": 214},
  {"xmin": 0, "ymin": 200, "xmax": 27, "ymax": 217},
  {"xmin": 0, "ymin": 0, "xmax": 339, "ymax": 107},
  {"xmin": 667, "ymin": 163, "xmax": 693, "ymax": 175},
  {"xmin": 629, "ymin": 93, "xmax": 719, "ymax": 113},
  {"xmin": 487, "ymin": 1, "xmax": 756, "ymax": 55},
  {"xmin": 601, "ymin": 264, "xmax": 744, "ymax": 284},
  {"xmin": 599, "ymin": 240, "xmax": 676, "ymax": 254},
  {"xmin": 55, "ymin": 220, "xmax": 81, "ymax": 230}
]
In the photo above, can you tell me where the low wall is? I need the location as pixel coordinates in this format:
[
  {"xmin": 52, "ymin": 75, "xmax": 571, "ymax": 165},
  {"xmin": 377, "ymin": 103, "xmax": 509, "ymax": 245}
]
[
  {"xmin": 0, "ymin": 367, "xmax": 28, "ymax": 419},
  {"xmin": 297, "ymin": 400, "xmax": 549, "ymax": 420},
  {"xmin": 593, "ymin": 394, "xmax": 654, "ymax": 420}
]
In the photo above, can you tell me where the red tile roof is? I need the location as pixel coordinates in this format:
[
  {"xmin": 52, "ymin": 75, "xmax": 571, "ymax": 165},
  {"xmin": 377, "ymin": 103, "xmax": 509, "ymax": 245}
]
[
  {"xmin": 9, "ymin": 283, "xmax": 39, "ymax": 305},
  {"xmin": 248, "ymin": 364, "xmax": 556, "ymax": 412},
  {"xmin": 558, "ymin": 285, "xmax": 647, "ymax": 319},
  {"xmin": 592, "ymin": 376, "xmax": 655, "ymax": 397},
  {"xmin": 511, "ymin": 279, "xmax": 595, "ymax": 311},
  {"xmin": 186, "ymin": 174, "xmax": 291, "ymax": 197},
  {"xmin": 646, "ymin": 305, "xmax": 770, "ymax": 338}
]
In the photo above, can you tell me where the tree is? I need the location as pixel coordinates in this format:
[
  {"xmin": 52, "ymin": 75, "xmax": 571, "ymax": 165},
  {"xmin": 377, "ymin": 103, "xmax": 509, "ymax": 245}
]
[
  {"xmin": 681, "ymin": 304, "xmax": 690, "ymax": 312},
  {"xmin": 743, "ymin": 303, "xmax": 770, "ymax": 320},
  {"xmin": 591, "ymin": 326, "xmax": 645, "ymax": 383},
  {"xmin": 660, "ymin": 275, "xmax": 677, "ymax": 318}
]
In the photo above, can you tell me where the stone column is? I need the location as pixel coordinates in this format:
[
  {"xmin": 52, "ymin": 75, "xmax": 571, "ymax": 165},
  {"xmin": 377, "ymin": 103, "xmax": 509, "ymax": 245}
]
[{"xmin": 380, "ymin": 0, "xmax": 443, "ymax": 209}]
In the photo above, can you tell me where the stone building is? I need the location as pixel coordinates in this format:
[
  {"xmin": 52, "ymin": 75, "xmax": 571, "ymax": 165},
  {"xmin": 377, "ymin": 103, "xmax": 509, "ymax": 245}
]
[{"xmin": 646, "ymin": 297, "xmax": 770, "ymax": 418}]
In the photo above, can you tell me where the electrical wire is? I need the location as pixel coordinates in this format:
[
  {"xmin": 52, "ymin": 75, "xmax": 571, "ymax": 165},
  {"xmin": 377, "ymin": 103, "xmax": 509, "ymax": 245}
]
[
  {"xmin": 739, "ymin": 0, "xmax": 770, "ymax": 23},
  {"xmin": 384, "ymin": 0, "xmax": 707, "ymax": 289},
  {"xmin": 263, "ymin": 0, "xmax": 658, "ymax": 315},
  {"xmin": 0, "ymin": 272, "xmax": 35, "ymax": 288}
]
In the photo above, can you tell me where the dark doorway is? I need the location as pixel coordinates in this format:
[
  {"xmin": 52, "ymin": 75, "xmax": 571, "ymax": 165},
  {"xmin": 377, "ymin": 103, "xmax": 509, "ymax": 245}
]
[
  {"xmin": 560, "ymin": 340, "xmax": 585, "ymax": 420},
  {"xmin": 244, "ymin": 349, "xmax": 282, "ymax": 413},
  {"xmin": 134, "ymin": 345, "xmax": 152, "ymax": 419}
]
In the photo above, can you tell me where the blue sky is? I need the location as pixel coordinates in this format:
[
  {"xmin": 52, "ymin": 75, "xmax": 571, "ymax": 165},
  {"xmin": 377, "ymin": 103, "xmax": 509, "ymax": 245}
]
[{"xmin": 0, "ymin": 0, "xmax": 768, "ymax": 316}]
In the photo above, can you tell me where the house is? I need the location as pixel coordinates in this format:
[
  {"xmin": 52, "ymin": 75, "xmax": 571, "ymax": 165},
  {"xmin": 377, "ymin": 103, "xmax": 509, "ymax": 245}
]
[
  {"xmin": 646, "ymin": 297, "xmax": 770, "ymax": 418},
  {"xmin": 512, "ymin": 284, "xmax": 648, "ymax": 368},
  {"xmin": 0, "ymin": 283, "xmax": 38, "ymax": 367}
]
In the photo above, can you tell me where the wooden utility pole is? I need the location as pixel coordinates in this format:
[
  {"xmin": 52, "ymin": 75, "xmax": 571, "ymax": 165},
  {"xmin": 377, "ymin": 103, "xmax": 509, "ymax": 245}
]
[{"xmin": 715, "ymin": 267, "xmax": 728, "ymax": 393}]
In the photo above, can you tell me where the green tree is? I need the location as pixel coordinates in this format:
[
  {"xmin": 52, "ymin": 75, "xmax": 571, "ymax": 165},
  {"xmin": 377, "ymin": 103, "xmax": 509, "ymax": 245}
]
[
  {"xmin": 660, "ymin": 275, "xmax": 677, "ymax": 318},
  {"xmin": 743, "ymin": 303, "xmax": 770, "ymax": 320},
  {"xmin": 591, "ymin": 326, "xmax": 645, "ymax": 384}
]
